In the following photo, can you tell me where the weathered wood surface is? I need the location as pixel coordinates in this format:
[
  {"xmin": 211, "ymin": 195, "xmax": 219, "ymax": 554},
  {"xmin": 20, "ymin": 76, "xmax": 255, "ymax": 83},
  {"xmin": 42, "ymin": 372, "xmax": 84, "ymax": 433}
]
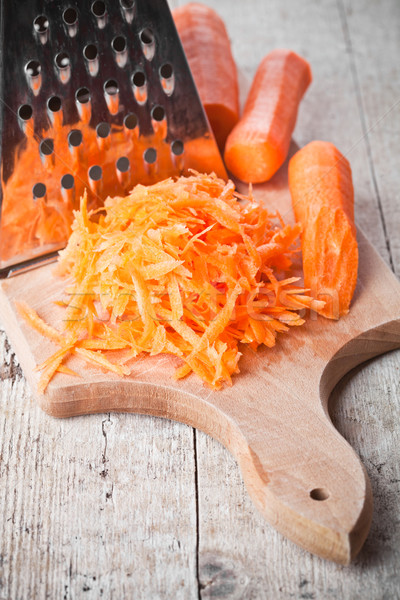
[{"xmin": 1, "ymin": 0, "xmax": 399, "ymax": 598}]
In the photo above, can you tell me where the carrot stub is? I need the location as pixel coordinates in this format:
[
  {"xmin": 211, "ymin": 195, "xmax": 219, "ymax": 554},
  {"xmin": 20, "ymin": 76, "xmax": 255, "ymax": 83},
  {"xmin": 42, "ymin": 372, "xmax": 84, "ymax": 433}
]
[
  {"xmin": 288, "ymin": 140, "xmax": 358, "ymax": 319},
  {"xmin": 224, "ymin": 49, "xmax": 312, "ymax": 183},
  {"xmin": 173, "ymin": 3, "xmax": 239, "ymax": 151}
]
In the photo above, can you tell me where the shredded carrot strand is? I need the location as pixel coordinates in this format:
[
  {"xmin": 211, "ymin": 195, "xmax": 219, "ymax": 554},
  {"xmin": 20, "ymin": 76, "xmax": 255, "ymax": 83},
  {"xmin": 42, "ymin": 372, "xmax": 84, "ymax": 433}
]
[
  {"xmin": 37, "ymin": 344, "xmax": 74, "ymax": 394},
  {"xmin": 74, "ymin": 347, "xmax": 130, "ymax": 377},
  {"xmin": 16, "ymin": 301, "xmax": 64, "ymax": 344},
  {"xmin": 56, "ymin": 364, "xmax": 80, "ymax": 377}
]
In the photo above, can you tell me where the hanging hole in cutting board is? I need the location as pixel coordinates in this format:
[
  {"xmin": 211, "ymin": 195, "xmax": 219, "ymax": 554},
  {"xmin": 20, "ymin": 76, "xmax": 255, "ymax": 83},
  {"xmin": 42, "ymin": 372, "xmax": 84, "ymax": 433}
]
[{"xmin": 310, "ymin": 487, "xmax": 330, "ymax": 501}]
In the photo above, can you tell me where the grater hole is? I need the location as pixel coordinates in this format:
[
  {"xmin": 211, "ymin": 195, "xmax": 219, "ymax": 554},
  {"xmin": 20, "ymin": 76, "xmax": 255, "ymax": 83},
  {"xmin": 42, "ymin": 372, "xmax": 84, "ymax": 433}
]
[
  {"xmin": 112, "ymin": 36, "xmax": 128, "ymax": 68},
  {"xmin": 120, "ymin": 0, "xmax": 135, "ymax": 23},
  {"xmin": 63, "ymin": 7, "xmax": 78, "ymax": 25},
  {"xmin": 68, "ymin": 129, "xmax": 83, "ymax": 147},
  {"xmin": 18, "ymin": 104, "xmax": 33, "ymax": 121},
  {"xmin": 117, "ymin": 156, "xmax": 130, "ymax": 173},
  {"xmin": 140, "ymin": 28, "xmax": 154, "ymax": 45},
  {"xmin": 132, "ymin": 71, "xmax": 146, "ymax": 87},
  {"xmin": 76, "ymin": 87, "xmax": 90, "ymax": 104},
  {"xmin": 104, "ymin": 81, "xmax": 119, "ymax": 115},
  {"xmin": 55, "ymin": 52, "xmax": 70, "ymax": 69},
  {"xmin": 84, "ymin": 44, "xmax": 98, "ymax": 60},
  {"xmin": 48, "ymin": 96, "xmax": 61, "ymax": 113},
  {"xmin": 140, "ymin": 28, "xmax": 155, "ymax": 60},
  {"xmin": 171, "ymin": 140, "xmax": 184, "ymax": 156},
  {"xmin": 61, "ymin": 174, "xmax": 74, "ymax": 190},
  {"xmin": 124, "ymin": 113, "xmax": 138, "ymax": 130},
  {"xmin": 96, "ymin": 122, "xmax": 110, "ymax": 138},
  {"xmin": 25, "ymin": 60, "xmax": 41, "ymax": 77},
  {"xmin": 160, "ymin": 63, "xmax": 173, "ymax": 79},
  {"xmin": 40, "ymin": 138, "xmax": 54, "ymax": 156},
  {"xmin": 132, "ymin": 71, "xmax": 147, "ymax": 104},
  {"xmin": 151, "ymin": 105, "xmax": 165, "ymax": 122},
  {"xmin": 83, "ymin": 45, "xmax": 99, "ymax": 77},
  {"xmin": 89, "ymin": 165, "xmax": 102, "ymax": 181},
  {"xmin": 144, "ymin": 148, "xmax": 157, "ymax": 164},
  {"xmin": 104, "ymin": 79, "xmax": 119, "ymax": 95},
  {"xmin": 33, "ymin": 15, "xmax": 49, "ymax": 34},
  {"xmin": 33, "ymin": 183, "xmax": 46, "ymax": 199},
  {"xmin": 112, "ymin": 35, "xmax": 126, "ymax": 53},
  {"xmin": 159, "ymin": 63, "xmax": 175, "ymax": 96},
  {"xmin": 91, "ymin": 1, "xmax": 106, "ymax": 17}
]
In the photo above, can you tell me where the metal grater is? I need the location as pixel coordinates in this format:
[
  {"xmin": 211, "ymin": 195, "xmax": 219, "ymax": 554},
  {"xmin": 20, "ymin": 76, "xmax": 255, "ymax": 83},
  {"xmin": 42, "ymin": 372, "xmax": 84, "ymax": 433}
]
[{"xmin": 0, "ymin": 0, "xmax": 226, "ymax": 278}]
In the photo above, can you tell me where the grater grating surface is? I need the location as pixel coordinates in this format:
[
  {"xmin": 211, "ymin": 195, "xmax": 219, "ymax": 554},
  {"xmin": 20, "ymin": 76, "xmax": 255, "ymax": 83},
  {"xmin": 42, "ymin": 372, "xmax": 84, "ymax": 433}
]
[{"xmin": 0, "ymin": 0, "xmax": 226, "ymax": 277}]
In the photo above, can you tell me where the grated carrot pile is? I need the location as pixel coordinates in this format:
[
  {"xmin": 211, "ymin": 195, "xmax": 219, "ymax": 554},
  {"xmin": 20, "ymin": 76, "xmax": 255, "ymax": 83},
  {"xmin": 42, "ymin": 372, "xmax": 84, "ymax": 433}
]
[{"xmin": 17, "ymin": 172, "xmax": 324, "ymax": 393}]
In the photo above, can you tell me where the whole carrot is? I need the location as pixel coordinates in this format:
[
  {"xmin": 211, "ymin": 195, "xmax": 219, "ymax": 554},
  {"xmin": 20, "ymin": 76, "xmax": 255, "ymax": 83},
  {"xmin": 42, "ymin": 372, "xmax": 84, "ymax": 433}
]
[
  {"xmin": 224, "ymin": 49, "xmax": 312, "ymax": 183},
  {"xmin": 288, "ymin": 140, "xmax": 358, "ymax": 319},
  {"xmin": 172, "ymin": 3, "xmax": 239, "ymax": 152}
]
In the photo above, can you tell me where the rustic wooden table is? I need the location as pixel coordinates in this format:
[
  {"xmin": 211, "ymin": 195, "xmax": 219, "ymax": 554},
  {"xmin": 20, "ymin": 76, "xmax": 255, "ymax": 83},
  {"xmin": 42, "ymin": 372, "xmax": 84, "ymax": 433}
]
[{"xmin": 1, "ymin": 0, "xmax": 399, "ymax": 598}]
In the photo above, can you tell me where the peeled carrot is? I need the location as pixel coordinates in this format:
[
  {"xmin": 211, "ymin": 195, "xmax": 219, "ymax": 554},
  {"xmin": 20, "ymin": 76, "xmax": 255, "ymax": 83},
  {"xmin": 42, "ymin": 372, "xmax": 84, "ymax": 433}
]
[
  {"xmin": 173, "ymin": 3, "xmax": 239, "ymax": 151},
  {"xmin": 224, "ymin": 49, "xmax": 312, "ymax": 183},
  {"xmin": 288, "ymin": 140, "xmax": 358, "ymax": 319}
]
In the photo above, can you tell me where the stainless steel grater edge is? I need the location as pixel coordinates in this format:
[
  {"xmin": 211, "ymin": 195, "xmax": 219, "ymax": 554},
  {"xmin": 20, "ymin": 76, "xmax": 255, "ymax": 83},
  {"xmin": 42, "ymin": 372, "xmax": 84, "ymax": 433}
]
[{"xmin": 0, "ymin": 0, "xmax": 226, "ymax": 278}]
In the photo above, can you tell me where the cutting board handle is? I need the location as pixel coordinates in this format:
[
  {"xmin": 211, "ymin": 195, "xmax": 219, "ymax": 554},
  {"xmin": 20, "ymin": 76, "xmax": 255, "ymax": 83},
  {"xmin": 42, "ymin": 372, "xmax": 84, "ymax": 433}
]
[
  {"xmin": 231, "ymin": 394, "xmax": 372, "ymax": 565},
  {"xmin": 224, "ymin": 318, "xmax": 400, "ymax": 564}
]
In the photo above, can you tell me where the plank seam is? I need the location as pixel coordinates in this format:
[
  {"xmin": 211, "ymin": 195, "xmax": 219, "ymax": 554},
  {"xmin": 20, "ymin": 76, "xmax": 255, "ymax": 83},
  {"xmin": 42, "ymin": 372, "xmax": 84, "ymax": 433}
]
[
  {"xmin": 101, "ymin": 413, "xmax": 111, "ymax": 480},
  {"xmin": 193, "ymin": 428, "xmax": 201, "ymax": 600}
]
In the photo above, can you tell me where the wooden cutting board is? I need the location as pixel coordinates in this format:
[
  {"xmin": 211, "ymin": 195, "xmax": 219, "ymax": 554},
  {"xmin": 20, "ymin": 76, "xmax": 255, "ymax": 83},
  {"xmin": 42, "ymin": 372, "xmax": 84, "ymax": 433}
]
[{"xmin": 1, "ymin": 150, "xmax": 400, "ymax": 565}]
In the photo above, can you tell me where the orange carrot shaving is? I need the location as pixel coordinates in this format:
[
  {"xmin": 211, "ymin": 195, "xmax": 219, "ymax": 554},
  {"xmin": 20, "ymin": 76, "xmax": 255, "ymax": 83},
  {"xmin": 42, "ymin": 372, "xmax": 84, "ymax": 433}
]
[
  {"xmin": 16, "ymin": 301, "xmax": 64, "ymax": 344},
  {"xmin": 36, "ymin": 344, "xmax": 75, "ymax": 394},
  {"xmin": 74, "ymin": 348, "xmax": 131, "ymax": 377},
  {"xmin": 18, "ymin": 172, "xmax": 324, "ymax": 392},
  {"xmin": 56, "ymin": 365, "xmax": 80, "ymax": 377}
]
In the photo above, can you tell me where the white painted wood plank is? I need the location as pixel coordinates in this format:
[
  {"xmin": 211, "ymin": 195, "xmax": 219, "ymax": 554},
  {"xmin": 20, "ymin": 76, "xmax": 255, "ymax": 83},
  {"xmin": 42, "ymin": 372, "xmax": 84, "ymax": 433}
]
[
  {"xmin": 341, "ymin": 0, "xmax": 400, "ymax": 274},
  {"xmin": 0, "ymin": 332, "xmax": 198, "ymax": 600}
]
